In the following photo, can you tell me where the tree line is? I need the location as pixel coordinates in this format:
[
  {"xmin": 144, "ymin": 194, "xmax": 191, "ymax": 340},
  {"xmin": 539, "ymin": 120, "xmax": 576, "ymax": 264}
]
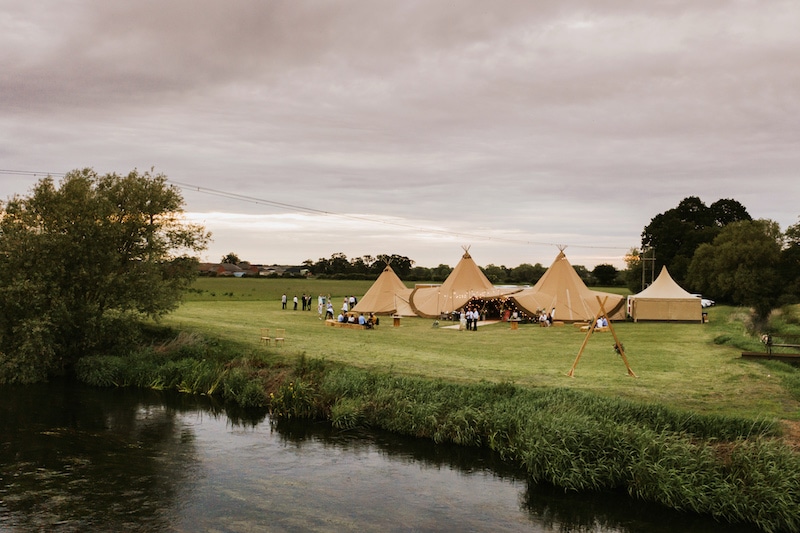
[{"xmin": 297, "ymin": 253, "xmax": 624, "ymax": 286}]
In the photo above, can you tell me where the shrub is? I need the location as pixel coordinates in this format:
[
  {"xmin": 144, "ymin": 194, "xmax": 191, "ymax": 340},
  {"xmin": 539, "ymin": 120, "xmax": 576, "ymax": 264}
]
[
  {"xmin": 269, "ymin": 379, "xmax": 319, "ymax": 419},
  {"xmin": 75, "ymin": 355, "xmax": 125, "ymax": 387}
]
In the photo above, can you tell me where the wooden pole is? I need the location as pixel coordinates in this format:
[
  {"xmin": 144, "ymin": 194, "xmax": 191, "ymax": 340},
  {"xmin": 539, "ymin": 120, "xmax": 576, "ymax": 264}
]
[
  {"xmin": 567, "ymin": 298, "xmax": 604, "ymax": 377},
  {"xmin": 606, "ymin": 307, "xmax": 637, "ymax": 378},
  {"xmin": 567, "ymin": 296, "xmax": 637, "ymax": 378}
]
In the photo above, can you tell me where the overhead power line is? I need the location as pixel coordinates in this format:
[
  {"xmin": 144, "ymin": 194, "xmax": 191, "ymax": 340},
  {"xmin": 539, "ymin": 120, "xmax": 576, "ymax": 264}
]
[{"xmin": 0, "ymin": 168, "xmax": 630, "ymax": 252}]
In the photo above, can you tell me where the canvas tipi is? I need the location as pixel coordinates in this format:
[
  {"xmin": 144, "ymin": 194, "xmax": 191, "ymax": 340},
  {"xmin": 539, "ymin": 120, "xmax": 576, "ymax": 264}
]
[
  {"xmin": 509, "ymin": 250, "xmax": 626, "ymax": 322},
  {"xmin": 351, "ymin": 264, "xmax": 415, "ymax": 316},
  {"xmin": 409, "ymin": 248, "xmax": 520, "ymax": 319}
]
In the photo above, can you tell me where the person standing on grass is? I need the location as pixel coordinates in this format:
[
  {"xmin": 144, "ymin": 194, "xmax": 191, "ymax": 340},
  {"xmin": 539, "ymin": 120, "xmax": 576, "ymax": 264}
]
[
  {"xmin": 293, "ymin": 295, "xmax": 298, "ymax": 310},
  {"xmin": 281, "ymin": 293, "xmax": 287, "ymax": 310}
]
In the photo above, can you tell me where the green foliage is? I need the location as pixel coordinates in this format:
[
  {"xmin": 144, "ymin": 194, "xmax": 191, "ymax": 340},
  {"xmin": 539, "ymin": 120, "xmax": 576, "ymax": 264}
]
[
  {"xmin": 481, "ymin": 264, "xmax": 509, "ymax": 284},
  {"xmin": 330, "ymin": 397, "xmax": 366, "ymax": 429},
  {"xmin": 686, "ymin": 219, "xmax": 783, "ymax": 320},
  {"xmin": 0, "ymin": 317, "xmax": 57, "ymax": 384},
  {"xmin": 0, "ymin": 168, "xmax": 210, "ymax": 383},
  {"xmin": 591, "ymin": 264, "xmax": 619, "ymax": 286},
  {"xmin": 308, "ymin": 252, "xmax": 414, "ymax": 279},
  {"xmin": 780, "ymin": 218, "xmax": 800, "ymax": 304},
  {"xmin": 509, "ymin": 262, "xmax": 546, "ymax": 284},
  {"xmin": 220, "ymin": 252, "xmax": 240, "ymax": 264},
  {"xmin": 641, "ymin": 196, "xmax": 751, "ymax": 284},
  {"xmin": 75, "ymin": 355, "xmax": 126, "ymax": 386},
  {"xmin": 268, "ymin": 379, "xmax": 318, "ymax": 418}
]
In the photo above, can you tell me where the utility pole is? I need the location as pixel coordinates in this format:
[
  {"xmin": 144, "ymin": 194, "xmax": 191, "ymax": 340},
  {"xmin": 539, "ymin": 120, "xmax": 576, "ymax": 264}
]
[{"xmin": 640, "ymin": 248, "xmax": 656, "ymax": 291}]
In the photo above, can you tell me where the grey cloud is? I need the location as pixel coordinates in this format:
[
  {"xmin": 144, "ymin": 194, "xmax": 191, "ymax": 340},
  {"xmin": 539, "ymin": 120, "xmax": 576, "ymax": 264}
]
[{"xmin": 1, "ymin": 0, "xmax": 798, "ymax": 268}]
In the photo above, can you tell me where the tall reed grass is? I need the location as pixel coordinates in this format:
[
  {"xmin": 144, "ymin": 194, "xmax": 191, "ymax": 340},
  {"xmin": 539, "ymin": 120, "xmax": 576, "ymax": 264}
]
[
  {"xmin": 75, "ymin": 332, "xmax": 271, "ymax": 408},
  {"xmin": 311, "ymin": 366, "xmax": 797, "ymax": 533}
]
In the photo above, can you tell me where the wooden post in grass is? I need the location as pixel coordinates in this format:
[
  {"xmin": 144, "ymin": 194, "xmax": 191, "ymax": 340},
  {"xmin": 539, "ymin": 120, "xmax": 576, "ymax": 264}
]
[{"xmin": 568, "ymin": 296, "xmax": 637, "ymax": 378}]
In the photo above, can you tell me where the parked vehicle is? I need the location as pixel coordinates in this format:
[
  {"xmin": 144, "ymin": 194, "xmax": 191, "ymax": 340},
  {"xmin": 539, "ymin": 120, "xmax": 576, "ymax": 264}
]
[{"xmin": 692, "ymin": 294, "xmax": 715, "ymax": 308}]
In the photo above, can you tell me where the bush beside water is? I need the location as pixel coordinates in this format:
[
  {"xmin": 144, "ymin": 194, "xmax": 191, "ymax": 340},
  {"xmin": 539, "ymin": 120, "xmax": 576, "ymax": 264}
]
[{"xmin": 75, "ymin": 333, "xmax": 800, "ymax": 533}]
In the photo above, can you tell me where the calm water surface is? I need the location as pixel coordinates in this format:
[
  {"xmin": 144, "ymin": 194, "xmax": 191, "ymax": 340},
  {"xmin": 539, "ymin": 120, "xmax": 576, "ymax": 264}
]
[{"xmin": 0, "ymin": 380, "xmax": 761, "ymax": 532}]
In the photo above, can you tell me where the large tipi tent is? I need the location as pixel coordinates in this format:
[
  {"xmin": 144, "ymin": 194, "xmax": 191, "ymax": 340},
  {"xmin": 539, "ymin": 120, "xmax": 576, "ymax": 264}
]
[
  {"xmin": 627, "ymin": 266, "xmax": 702, "ymax": 322},
  {"xmin": 509, "ymin": 250, "xmax": 626, "ymax": 322},
  {"xmin": 409, "ymin": 248, "xmax": 520, "ymax": 319},
  {"xmin": 351, "ymin": 264, "xmax": 416, "ymax": 316}
]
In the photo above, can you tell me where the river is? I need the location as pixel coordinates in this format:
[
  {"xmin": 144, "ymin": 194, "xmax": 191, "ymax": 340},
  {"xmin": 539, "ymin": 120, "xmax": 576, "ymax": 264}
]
[{"xmin": 0, "ymin": 380, "xmax": 761, "ymax": 532}]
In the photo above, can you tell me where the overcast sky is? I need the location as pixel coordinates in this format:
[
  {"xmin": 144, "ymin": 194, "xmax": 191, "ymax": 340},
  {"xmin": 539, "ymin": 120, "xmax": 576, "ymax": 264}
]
[{"xmin": 2, "ymin": 1, "xmax": 798, "ymax": 270}]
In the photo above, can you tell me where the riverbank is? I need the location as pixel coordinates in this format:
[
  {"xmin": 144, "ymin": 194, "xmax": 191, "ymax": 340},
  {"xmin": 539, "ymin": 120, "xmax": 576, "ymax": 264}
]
[{"xmin": 76, "ymin": 330, "xmax": 800, "ymax": 533}]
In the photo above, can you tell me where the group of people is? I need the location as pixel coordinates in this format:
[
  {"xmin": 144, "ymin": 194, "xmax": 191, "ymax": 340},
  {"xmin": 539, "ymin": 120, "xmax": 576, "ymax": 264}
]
[
  {"xmin": 340, "ymin": 295, "xmax": 358, "ymax": 314},
  {"xmin": 537, "ymin": 308, "xmax": 556, "ymax": 327},
  {"xmin": 281, "ymin": 293, "xmax": 316, "ymax": 311},
  {"xmin": 460, "ymin": 308, "xmax": 481, "ymax": 331},
  {"xmin": 336, "ymin": 311, "xmax": 378, "ymax": 328}
]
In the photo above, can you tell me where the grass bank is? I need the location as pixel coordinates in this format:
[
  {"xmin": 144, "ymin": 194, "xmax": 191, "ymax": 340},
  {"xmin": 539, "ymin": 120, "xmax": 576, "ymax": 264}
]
[{"xmin": 77, "ymin": 278, "xmax": 800, "ymax": 532}]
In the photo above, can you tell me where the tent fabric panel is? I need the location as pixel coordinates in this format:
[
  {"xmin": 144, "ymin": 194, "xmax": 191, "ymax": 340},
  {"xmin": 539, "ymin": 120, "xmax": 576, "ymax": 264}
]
[{"xmin": 630, "ymin": 298, "xmax": 702, "ymax": 322}]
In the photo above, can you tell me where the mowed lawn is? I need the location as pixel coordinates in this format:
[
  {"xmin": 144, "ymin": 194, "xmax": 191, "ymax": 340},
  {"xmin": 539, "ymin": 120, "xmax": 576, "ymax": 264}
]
[{"xmin": 163, "ymin": 278, "xmax": 799, "ymax": 421}]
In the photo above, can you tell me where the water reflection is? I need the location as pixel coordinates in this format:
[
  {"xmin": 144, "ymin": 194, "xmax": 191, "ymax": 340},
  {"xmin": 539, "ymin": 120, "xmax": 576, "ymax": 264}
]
[
  {"xmin": 0, "ymin": 381, "xmax": 200, "ymax": 531},
  {"xmin": 0, "ymin": 381, "xmax": 760, "ymax": 532}
]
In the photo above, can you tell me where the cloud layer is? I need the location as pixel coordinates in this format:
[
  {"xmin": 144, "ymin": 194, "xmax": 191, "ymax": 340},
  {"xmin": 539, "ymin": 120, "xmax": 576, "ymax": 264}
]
[{"xmin": 2, "ymin": 1, "xmax": 798, "ymax": 268}]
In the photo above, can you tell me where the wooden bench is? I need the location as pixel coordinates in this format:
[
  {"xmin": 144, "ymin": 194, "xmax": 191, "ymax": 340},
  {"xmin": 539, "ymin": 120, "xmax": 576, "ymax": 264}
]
[
  {"xmin": 325, "ymin": 319, "xmax": 367, "ymax": 330},
  {"xmin": 580, "ymin": 325, "xmax": 609, "ymax": 332}
]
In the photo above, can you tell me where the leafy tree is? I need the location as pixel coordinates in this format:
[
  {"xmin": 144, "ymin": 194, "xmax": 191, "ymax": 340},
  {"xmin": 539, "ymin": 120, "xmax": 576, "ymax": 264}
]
[
  {"xmin": 573, "ymin": 265, "xmax": 591, "ymax": 285},
  {"xmin": 349, "ymin": 256, "xmax": 369, "ymax": 275},
  {"xmin": 0, "ymin": 168, "xmax": 209, "ymax": 383},
  {"xmin": 641, "ymin": 197, "xmax": 751, "ymax": 284},
  {"xmin": 592, "ymin": 264, "xmax": 619, "ymax": 286},
  {"xmin": 221, "ymin": 252, "xmax": 240, "ymax": 264},
  {"xmin": 709, "ymin": 199, "xmax": 751, "ymax": 226},
  {"xmin": 624, "ymin": 248, "xmax": 645, "ymax": 292},
  {"xmin": 510, "ymin": 263, "xmax": 546, "ymax": 285},
  {"xmin": 431, "ymin": 264, "xmax": 453, "ymax": 281},
  {"xmin": 481, "ymin": 264, "xmax": 509, "ymax": 284},
  {"xmin": 328, "ymin": 252, "xmax": 351, "ymax": 275},
  {"xmin": 407, "ymin": 266, "xmax": 433, "ymax": 281},
  {"xmin": 376, "ymin": 254, "xmax": 414, "ymax": 278},
  {"xmin": 779, "ymin": 217, "xmax": 800, "ymax": 304},
  {"xmin": 685, "ymin": 219, "xmax": 782, "ymax": 321}
]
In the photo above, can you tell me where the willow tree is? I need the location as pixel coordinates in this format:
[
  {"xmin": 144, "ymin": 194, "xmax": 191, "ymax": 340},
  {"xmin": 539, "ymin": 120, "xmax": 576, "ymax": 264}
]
[{"xmin": 0, "ymin": 168, "xmax": 210, "ymax": 383}]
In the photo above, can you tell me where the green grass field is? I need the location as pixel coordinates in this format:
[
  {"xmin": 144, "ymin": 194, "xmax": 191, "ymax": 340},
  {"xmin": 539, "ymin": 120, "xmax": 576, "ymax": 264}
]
[{"xmin": 164, "ymin": 277, "xmax": 800, "ymax": 422}]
